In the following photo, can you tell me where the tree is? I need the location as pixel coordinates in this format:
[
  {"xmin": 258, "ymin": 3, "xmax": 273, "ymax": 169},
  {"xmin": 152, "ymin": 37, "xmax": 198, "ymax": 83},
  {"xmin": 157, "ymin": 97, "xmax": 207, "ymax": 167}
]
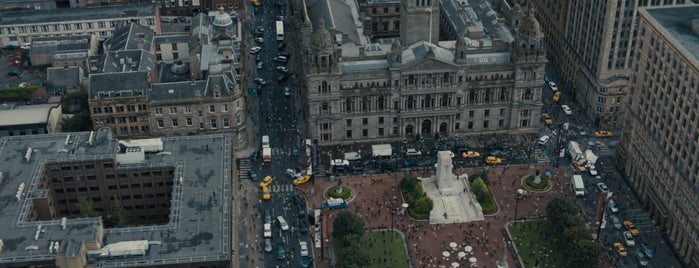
[
  {"xmin": 399, "ymin": 176, "xmax": 419, "ymax": 194},
  {"xmin": 412, "ymin": 196, "xmax": 434, "ymax": 215},
  {"xmin": 470, "ymin": 177, "xmax": 489, "ymax": 203},
  {"xmin": 332, "ymin": 211, "xmax": 364, "ymax": 240},
  {"xmin": 336, "ymin": 234, "xmax": 370, "ymax": 268},
  {"xmin": 111, "ymin": 199, "xmax": 129, "ymax": 227},
  {"xmin": 60, "ymin": 110, "xmax": 92, "ymax": 132},
  {"xmin": 567, "ymin": 239, "xmax": 600, "ymax": 268},
  {"xmin": 562, "ymin": 226, "xmax": 588, "ymax": 242},
  {"xmin": 546, "ymin": 197, "xmax": 575, "ymax": 229},
  {"xmin": 77, "ymin": 196, "xmax": 98, "ymax": 218}
]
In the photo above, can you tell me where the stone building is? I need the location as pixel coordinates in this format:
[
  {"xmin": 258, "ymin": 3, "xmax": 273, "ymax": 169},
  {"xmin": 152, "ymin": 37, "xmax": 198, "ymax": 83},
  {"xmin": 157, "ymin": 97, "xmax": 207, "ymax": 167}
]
[
  {"xmin": 529, "ymin": 0, "xmax": 689, "ymax": 128},
  {"xmin": 299, "ymin": 0, "xmax": 546, "ymax": 145},
  {"xmin": 617, "ymin": 5, "xmax": 699, "ymax": 266}
]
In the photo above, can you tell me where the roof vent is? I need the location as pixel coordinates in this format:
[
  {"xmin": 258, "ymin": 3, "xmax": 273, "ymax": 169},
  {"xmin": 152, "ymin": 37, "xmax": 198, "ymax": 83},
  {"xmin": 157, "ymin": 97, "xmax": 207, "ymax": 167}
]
[{"xmin": 170, "ymin": 60, "xmax": 189, "ymax": 74}]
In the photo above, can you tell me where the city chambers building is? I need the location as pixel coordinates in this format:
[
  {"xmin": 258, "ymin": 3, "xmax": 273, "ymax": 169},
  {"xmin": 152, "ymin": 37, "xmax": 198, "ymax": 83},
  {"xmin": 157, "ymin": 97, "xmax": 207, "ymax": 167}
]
[{"xmin": 297, "ymin": 0, "xmax": 546, "ymax": 145}]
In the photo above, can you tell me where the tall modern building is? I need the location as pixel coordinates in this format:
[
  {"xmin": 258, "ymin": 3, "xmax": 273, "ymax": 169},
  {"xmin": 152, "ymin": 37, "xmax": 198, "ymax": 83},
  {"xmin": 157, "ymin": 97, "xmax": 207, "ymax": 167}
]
[
  {"xmin": 530, "ymin": 0, "xmax": 689, "ymax": 128},
  {"xmin": 618, "ymin": 5, "xmax": 699, "ymax": 266}
]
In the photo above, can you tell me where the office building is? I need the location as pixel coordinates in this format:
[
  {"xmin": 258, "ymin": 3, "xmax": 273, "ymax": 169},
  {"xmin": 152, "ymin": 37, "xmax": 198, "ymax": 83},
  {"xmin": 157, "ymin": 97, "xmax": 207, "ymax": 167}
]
[
  {"xmin": 529, "ymin": 0, "xmax": 689, "ymax": 128},
  {"xmin": 617, "ymin": 5, "xmax": 699, "ymax": 266},
  {"xmin": 0, "ymin": 129, "xmax": 233, "ymax": 267},
  {"xmin": 0, "ymin": 3, "xmax": 160, "ymax": 46},
  {"xmin": 299, "ymin": 0, "xmax": 546, "ymax": 145}
]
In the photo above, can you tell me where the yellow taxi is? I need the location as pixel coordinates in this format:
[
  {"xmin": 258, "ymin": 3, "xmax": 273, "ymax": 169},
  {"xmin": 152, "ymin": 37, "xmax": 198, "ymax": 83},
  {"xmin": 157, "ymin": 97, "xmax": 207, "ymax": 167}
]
[
  {"xmin": 572, "ymin": 161, "xmax": 587, "ymax": 172},
  {"xmin": 542, "ymin": 113, "xmax": 553, "ymax": 125},
  {"xmin": 293, "ymin": 175, "xmax": 311, "ymax": 186},
  {"xmin": 259, "ymin": 176, "xmax": 273, "ymax": 188},
  {"xmin": 594, "ymin": 130, "xmax": 613, "ymax": 138},
  {"xmin": 261, "ymin": 185, "xmax": 270, "ymax": 200},
  {"xmin": 623, "ymin": 221, "xmax": 640, "ymax": 236},
  {"xmin": 613, "ymin": 242, "xmax": 627, "ymax": 257},
  {"xmin": 251, "ymin": 0, "xmax": 261, "ymax": 6},
  {"xmin": 552, "ymin": 91, "xmax": 562, "ymax": 102},
  {"xmin": 484, "ymin": 156, "xmax": 502, "ymax": 165},
  {"xmin": 461, "ymin": 150, "xmax": 481, "ymax": 159}
]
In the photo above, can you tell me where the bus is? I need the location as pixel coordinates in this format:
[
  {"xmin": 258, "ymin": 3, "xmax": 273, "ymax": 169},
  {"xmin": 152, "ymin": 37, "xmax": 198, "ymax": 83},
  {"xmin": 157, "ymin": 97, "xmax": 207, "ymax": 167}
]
[{"xmin": 276, "ymin": 20, "xmax": 284, "ymax": 41}]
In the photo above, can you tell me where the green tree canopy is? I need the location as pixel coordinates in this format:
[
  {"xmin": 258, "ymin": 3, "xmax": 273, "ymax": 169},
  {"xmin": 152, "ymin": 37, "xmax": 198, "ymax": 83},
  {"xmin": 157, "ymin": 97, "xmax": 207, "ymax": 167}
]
[
  {"xmin": 60, "ymin": 110, "xmax": 92, "ymax": 132},
  {"xmin": 546, "ymin": 197, "xmax": 575, "ymax": 229},
  {"xmin": 332, "ymin": 211, "xmax": 364, "ymax": 240},
  {"xmin": 335, "ymin": 234, "xmax": 370, "ymax": 268},
  {"xmin": 567, "ymin": 239, "xmax": 600, "ymax": 268},
  {"xmin": 77, "ymin": 196, "xmax": 98, "ymax": 218},
  {"xmin": 413, "ymin": 196, "xmax": 434, "ymax": 215}
]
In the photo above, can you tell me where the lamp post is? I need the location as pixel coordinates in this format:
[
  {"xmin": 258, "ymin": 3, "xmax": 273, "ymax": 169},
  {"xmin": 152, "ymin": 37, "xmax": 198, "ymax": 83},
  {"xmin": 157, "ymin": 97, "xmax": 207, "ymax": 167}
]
[{"xmin": 513, "ymin": 194, "xmax": 520, "ymax": 220}]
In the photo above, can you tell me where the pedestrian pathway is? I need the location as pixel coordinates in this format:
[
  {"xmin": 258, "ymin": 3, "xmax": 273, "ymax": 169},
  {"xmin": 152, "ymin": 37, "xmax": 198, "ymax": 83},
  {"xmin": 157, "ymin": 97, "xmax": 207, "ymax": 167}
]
[{"xmin": 298, "ymin": 164, "xmax": 614, "ymax": 267}]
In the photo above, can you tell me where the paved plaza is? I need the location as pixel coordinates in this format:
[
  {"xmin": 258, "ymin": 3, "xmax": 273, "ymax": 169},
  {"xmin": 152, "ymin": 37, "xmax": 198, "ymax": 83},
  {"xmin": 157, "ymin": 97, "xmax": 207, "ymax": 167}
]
[{"xmin": 298, "ymin": 164, "xmax": 603, "ymax": 267}]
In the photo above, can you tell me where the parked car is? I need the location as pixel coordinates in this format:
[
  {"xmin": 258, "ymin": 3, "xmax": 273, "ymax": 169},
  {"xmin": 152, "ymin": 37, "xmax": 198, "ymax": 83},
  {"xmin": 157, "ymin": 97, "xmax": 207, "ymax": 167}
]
[
  {"xmin": 594, "ymin": 130, "xmax": 613, "ymax": 138},
  {"xmin": 254, "ymin": 78, "xmax": 267, "ymax": 85},
  {"xmin": 403, "ymin": 160, "xmax": 418, "ymax": 167},
  {"xmin": 7, "ymin": 69, "xmax": 21, "ymax": 76},
  {"xmin": 405, "ymin": 148, "xmax": 422, "ymax": 156},
  {"xmin": 613, "ymin": 242, "xmax": 628, "ymax": 257},
  {"xmin": 248, "ymin": 170, "xmax": 260, "ymax": 182},
  {"xmin": 552, "ymin": 91, "xmax": 562, "ymax": 102},
  {"xmin": 250, "ymin": 46, "xmax": 262, "ymax": 54},
  {"xmin": 561, "ymin": 104, "xmax": 573, "ymax": 115},
  {"xmin": 299, "ymin": 241, "xmax": 309, "ymax": 257},
  {"xmin": 624, "ymin": 221, "xmax": 640, "ymax": 236},
  {"xmin": 548, "ymin": 81, "xmax": 558, "ymax": 92},
  {"xmin": 276, "ymin": 244, "xmax": 286, "ymax": 260},
  {"xmin": 596, "ymin": 182, "xmax": 609, "ymax": 193},
  {"xmin": 254, "ymin": 37, "xmax": 265, "ymax": 43},
  {"xmin": 462, "ymin": 150, "xmax": 481, "ymax": 159},
  {"xmin": 264, "ymin": 210, "xmax": 272, "ymax": 224},
  {"xmin": 572, "ymin": 161, "xmax": 587, "ymax": 172},
  {"xmin": 589, "ymin": 166, "xmax": 598, "ymax": 176},
  {"xmin": 635, "ymin": 251, "xmax": 649, "ymax": 266},
  {"xmin": 640, "ymin": 242, "xmax": 654, "ymax": 258},
  {"xmin": 538, "ymin": 135, "xmax": 550, "ymax": 145},
  {"xmin": 608, "ymin": 199, "xmax": 619, "ymax": 213},
  {"xmin": 485, "ymin": 156, "xmax": 502, "ymax": 165},
  {"xmin": 542, "ymin": 113, "xmax": 553, "ymax": 125},
  {"xmin": 609, "ymin": 215, "xmax": 622, "ymax": 229},
  {"xmin": 257, "ymin": 61, "xmax": 263, "ymax": 69},
  {"xmin": 622, "ymin": 231, "xmax": 636, "ymax": 247},
  {"xmin": 277, "ymin": 66, "xmax": 289, "ymax": 73},
  {"xmin": 264, "ymin": 239, "xmax": 273, "ymax": 252},
  {"xmin": 273, "ymin": 55, "xmax": 288, "ymax": 63}
]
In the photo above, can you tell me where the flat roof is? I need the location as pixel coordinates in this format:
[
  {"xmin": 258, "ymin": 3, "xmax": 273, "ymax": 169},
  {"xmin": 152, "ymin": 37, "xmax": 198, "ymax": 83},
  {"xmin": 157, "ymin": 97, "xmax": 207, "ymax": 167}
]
[
  {"xmin": 642, "ymin": 5, "xmax": 699, "ymax": 65},
  {"xmin": 0, "ymin": 4, "xmax": 157, "ymax": 25},
  {"xmin": 0, "ymin": 103, "xmax": 60, "ymax": 126},
  {"xmin": 0, "ymin": 130, "xmax": 233, "ymax": 266}
]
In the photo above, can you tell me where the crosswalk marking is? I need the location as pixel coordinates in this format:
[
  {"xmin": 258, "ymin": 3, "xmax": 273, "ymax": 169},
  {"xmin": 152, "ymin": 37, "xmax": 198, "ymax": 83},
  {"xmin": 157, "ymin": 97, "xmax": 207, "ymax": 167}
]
[{"xmin": 269, "ymin": 184, "xmax": 294, "ymax": 193}]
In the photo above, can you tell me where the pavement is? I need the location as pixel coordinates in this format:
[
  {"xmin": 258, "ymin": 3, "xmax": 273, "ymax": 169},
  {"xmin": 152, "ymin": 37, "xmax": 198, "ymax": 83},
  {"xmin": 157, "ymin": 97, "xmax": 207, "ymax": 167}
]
[{"xmin": 297, "ymin": 164, "xmax": 615, "ymax": 267}]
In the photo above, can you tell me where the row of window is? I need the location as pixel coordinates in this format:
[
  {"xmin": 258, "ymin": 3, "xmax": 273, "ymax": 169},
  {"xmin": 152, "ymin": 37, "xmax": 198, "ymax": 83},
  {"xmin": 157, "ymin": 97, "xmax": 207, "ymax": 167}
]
[
  {"xmin": 156, "ymin": 117, "xmax": 233, "ymax": 129},
  {"xmin": 1, "ymin": 19, "xmax": 155, "ymax": 35},
  {"xmin": 154, "ymin": 103, "xmax": 234, "ymax": 115}
]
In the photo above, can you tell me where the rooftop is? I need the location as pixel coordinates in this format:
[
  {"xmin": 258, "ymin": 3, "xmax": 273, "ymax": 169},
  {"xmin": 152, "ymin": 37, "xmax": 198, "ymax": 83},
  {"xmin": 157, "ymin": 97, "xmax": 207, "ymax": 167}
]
[
  {"xmin": 88, "ymin": 71, "xmax": 150, "ymax": 98},
  {"xmin": 0, "ymin": 103, "xmax": 61, "ymax": 127},
  {"xmin": 30, "ymin": 35, "xmax": 94, "ymax": 55},
  {"xmin": 0, "ymin": 131, "xmax": 233, "ymax": 266},
  {"xmin": 307, "ymin": 0, "xmax": 368, "ymax": 45},
  {"xmin": 104, "ymin": 23, "xmax": 155, "ymax": 52},
  {"xmin": 0, "ymin": 4, "xmax": 157, "ymax": 25},
  {"xmin": 642, "ymin": 5, "xmax": 699, "ymax": 65}
]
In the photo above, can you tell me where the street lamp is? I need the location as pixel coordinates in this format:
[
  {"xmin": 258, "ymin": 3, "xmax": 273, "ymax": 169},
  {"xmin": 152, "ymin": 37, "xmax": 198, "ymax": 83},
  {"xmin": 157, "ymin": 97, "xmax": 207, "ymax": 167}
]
[{"xmin": 514, "ymin": 194, "xmax": 520, "ymax": 220}]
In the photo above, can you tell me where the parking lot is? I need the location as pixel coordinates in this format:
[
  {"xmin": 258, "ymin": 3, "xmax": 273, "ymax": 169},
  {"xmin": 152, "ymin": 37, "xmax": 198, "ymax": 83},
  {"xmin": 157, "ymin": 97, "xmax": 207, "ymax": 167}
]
[{"xmin": 1, "ymin": 47, "xmax": 46, "ymax": 89}]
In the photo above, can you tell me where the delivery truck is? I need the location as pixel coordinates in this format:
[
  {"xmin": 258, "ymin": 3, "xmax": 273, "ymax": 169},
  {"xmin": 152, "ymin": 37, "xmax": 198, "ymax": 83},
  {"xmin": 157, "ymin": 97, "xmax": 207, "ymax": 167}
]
[
  {"xmin": 325, "ymin": 197, "xmax": 348, "ymax": 210},
  {"xmin": 571, "ymin": 175, "xmax": 585, "ymax": 197}
]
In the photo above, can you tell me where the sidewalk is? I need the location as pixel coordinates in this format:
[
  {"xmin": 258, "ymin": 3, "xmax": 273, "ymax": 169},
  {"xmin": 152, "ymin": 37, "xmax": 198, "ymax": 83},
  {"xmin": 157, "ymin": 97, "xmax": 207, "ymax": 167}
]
[{"xmin": 297, "ymin": 164, "xmax": 593, "ymax": 268}]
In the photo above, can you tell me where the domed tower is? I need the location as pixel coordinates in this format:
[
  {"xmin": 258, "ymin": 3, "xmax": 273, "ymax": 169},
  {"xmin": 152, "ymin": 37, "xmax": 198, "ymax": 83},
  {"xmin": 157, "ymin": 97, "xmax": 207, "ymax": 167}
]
[
  {"xmin": 513, "ymin": 9, "xmax": 544, "ymax": 59},
  {"xmin": 454, "ymin": 37, "xmax": 470, "ymax": 64},
  {"xmin": 212, "ymin": 7, "xmax": 236, "ymax": 42},
  {"xmin": 400, "ymin": 0, "xmax": 440, "ymax": 45},
  {"xmin": 388, "ymin": 38, "xmax": 402, "ymax": 68},
  {"xmin": 310, "ymin": 18, "xmax": 339, "ymax": 73}
]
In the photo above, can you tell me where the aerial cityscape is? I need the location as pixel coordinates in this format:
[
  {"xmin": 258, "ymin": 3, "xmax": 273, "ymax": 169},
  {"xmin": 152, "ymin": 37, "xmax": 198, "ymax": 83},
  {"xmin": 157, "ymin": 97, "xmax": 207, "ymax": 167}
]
[{"xmin": 0, "ymin": 0, "xmax": 696, "ymax": 267}]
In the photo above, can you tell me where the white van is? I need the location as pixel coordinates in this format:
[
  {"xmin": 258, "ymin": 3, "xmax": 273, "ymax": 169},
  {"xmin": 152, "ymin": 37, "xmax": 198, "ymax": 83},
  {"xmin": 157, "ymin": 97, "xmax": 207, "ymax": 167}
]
[
  {"xmin": 277, "ymin": 216, "xmax": 289, "ymax": 231},
  {"xmin": 571, "ymin": 175, "xmax": 585, "ymax": 197},
  {"xmin": 344, "ymin": 152, "xmax": 361, "ymax": 161}
]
